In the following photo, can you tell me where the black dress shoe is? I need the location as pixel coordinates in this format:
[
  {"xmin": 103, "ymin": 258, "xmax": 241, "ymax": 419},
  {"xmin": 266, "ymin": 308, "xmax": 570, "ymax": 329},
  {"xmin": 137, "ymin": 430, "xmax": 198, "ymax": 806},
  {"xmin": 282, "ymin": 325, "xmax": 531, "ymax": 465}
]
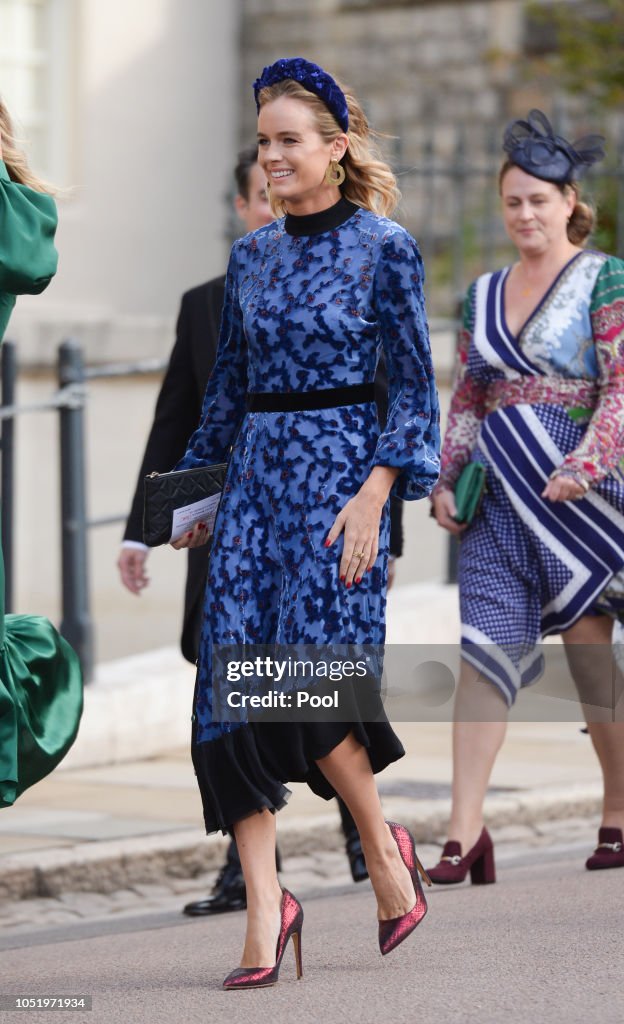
[
  {"xmin": 345, "ymin": 830, "xmax": 369, "ymax": 883},
  {"xmin": 337, "ymin": 797, "xmax": 369, "ymax": 883},
  {"xmin": 182, "ymin": 860, "xmax": 246, "ymax": 916}
]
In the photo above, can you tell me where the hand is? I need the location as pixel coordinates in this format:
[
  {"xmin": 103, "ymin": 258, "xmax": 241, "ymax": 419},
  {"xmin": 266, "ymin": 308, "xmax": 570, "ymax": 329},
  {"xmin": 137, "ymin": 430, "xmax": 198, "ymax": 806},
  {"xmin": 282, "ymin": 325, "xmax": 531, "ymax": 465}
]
[
  {"xmin": 325, "ymin": 466, "xmax": 398, "ymax": 588},
  {"xmin": 431, "ymin": 488, "xmax": 468, "ymax": 535},
  {"xmin": 541, "ymin": 475, "xmax": 586, "ymax": 502},
  {"xmin": 117, "ymin": 547, "xmax": 150, "ymax": 595},
  {"xmin": 170, "ymin": 521, "xmax": 210, "ymax": 550}
]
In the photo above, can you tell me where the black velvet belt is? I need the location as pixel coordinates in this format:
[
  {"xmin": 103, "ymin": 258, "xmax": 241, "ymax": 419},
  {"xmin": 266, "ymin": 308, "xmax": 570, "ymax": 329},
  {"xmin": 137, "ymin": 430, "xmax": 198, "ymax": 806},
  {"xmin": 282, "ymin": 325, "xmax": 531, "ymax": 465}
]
[{"xmin": 246, "ymin": 383, "xmax": 375, "ymax": 413}]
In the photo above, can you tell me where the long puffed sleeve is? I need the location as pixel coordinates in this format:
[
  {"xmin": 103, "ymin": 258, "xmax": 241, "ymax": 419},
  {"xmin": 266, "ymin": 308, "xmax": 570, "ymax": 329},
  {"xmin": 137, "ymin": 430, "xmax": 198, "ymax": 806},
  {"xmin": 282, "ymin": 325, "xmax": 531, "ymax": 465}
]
[
  {"xmin": 556, "ymin": 256, "xmax": 624, "ymax": 486},
  {"xmin": 0, "ymin": 160, "xmax": 58, "ymax": 296},
  {"xmin": 175, "ymin": 243, "xmax": 248, "ymax": 470},
  {"xmin": 372, "ymin": 228, "xmax": 440, "ymax": 500}
]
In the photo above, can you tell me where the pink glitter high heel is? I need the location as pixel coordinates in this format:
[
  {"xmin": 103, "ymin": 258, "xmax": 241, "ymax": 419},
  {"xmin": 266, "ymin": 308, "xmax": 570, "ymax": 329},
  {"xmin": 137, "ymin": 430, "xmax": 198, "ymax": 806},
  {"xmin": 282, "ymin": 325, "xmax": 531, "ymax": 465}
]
[
  {"xmin": 222, "ymin": 889, "xmax": 303, "ymax": 990},
  {"xmin": 378, "ymin": 821, "xmax": 432, "ymax": 956}
]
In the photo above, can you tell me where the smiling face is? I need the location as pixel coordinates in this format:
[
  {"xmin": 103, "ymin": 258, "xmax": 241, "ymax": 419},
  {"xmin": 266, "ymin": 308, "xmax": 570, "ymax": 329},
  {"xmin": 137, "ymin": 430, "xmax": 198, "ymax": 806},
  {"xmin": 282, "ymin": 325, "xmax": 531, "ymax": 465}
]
[
  {"xmin": 500, "ymin": 165, "xmax": 576, "ymax": 257},
  {"xmin": 257, "ymin": 95, "xmax": 348, "ymax": 214}
]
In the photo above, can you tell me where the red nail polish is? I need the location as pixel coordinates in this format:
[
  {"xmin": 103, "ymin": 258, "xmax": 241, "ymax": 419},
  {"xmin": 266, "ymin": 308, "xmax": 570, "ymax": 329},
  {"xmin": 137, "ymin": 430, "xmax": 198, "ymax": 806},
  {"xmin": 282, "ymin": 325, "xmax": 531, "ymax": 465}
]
[
  {"xmin": 355, "ymin": 577, "xmax": 362, "ymax": 584},
  {"xmin": 198, "ymin": 522, "xmax": 205, "ymax": 528},
  {"xmin": 324, "ymin": 539, "xmax": 331, "ymax": 547},
  {"xmin": 340, "ymin": 575, "xmax": 345, "ymax": 582},
  {"xmin": 346, "ymin": 581, "xmax": 352, "ymax": 589},
  {"xmin": 187, "ymin": 532, "xmax": 193, "ymax": 538}
]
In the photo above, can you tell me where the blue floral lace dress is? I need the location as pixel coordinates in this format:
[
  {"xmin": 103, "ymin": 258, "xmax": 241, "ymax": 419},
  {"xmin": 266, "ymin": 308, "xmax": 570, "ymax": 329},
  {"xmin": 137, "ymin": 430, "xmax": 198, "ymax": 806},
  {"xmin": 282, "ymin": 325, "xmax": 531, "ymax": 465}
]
[{"xmin": 176, "ymin": 198, "xmax": 440, "ymax": 833}]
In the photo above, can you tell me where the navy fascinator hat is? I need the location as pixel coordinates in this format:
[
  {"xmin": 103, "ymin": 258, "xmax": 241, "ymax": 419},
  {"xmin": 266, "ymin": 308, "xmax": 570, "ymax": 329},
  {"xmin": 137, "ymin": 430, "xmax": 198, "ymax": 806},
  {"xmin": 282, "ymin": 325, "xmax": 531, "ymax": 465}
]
[
  {"xmin": 253, "ymin": 57, "xmax": 349, "ymax": 133},
  {"xmin": 503, "ymin": 110, "xmax": 605, "ymax": 184}
]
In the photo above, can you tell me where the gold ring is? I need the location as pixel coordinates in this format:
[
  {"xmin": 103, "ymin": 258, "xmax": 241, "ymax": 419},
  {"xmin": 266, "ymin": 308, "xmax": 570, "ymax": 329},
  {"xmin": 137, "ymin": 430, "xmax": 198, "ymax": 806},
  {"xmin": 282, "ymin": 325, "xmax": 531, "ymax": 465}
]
[{"xmin": 353, "ymin": 551, "xmax": 364, "ymax": 559}]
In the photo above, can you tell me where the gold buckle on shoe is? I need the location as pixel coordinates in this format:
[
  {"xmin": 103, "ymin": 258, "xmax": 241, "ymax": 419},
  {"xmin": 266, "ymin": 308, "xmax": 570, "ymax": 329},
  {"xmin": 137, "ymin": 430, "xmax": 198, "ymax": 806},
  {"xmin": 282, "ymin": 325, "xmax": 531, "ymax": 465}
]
[{"xmin": 441, "ymin": 855, "xmax": 462, "ymax": 865}]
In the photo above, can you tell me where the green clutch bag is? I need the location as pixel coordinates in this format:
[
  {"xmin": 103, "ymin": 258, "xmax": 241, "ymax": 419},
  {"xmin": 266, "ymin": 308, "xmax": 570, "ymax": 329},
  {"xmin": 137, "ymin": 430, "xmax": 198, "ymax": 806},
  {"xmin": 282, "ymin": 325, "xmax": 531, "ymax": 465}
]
[{"xmin": 453, "ymin": 462, "xmax": 487, "ymax": 524}]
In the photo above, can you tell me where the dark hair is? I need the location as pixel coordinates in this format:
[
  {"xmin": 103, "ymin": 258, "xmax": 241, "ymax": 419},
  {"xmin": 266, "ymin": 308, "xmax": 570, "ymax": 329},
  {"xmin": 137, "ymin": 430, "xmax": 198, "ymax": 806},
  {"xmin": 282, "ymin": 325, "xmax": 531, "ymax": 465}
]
[
  {"xmin": 234, "ymin": 144, "xmax": 259, "ymax": 200},
  {"xmin": 564, "ymin": 183, "xmax": 595, "ymax": 245},
  {"xmin": 498, "ymin": 159, "xmax": 595, "ymax": 245}
]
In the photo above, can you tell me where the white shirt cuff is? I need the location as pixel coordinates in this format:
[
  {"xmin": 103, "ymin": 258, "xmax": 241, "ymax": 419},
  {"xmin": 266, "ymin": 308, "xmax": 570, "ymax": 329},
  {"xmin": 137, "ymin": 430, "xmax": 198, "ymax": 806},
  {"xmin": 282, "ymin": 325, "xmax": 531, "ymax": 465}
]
[{"xmin": 121, "ymin": 540, "xmax": 149, "ymax": 552}]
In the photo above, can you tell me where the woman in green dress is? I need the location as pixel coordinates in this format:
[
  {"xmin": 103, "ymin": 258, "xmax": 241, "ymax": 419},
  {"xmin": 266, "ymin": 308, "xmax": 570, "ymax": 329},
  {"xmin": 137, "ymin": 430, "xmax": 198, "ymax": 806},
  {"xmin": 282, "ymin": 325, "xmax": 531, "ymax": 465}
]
[{"xmin": 0, "ymin": 98, "xmax": 82, "ymax": 808}]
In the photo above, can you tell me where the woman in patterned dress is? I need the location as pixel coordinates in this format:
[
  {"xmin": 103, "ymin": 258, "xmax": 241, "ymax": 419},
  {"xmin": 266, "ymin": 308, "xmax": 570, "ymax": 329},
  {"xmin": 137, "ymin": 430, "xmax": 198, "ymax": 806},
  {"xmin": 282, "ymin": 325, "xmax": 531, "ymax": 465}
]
[
  {"xmin": 429, "ymin": 111, "xmax": 624, "ymax": 884},
  {"xmin": 172, "ymin": 60, "xmax": 440, "ymax": 986},
  {"xmin": 0, "ymin": 99, "xmax": 82, "ymax": 809}
]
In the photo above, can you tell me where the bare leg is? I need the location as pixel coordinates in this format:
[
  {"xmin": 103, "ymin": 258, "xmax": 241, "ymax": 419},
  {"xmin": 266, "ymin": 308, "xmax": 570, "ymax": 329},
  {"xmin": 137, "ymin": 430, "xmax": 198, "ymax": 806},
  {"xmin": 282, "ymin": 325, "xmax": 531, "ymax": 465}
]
[
  {"xmin": 562, "ymin": 614, "xmax": 624, "ymax": 833},
  {"xmin": 232, "ymin": 810, "xmax": 283, "ymax": 968},
  {"xmin": 446, "ymin": 661, "xmax": 508, "ymax": 852},
  {"xmin": 315, "ymin": 732, "xmax": 416, "ymax": 920},
  {"xmin": 587, "ymin": 722, "xmax": 624, "ymax": 831},
  {"xmin": 561, "ymin": 613, "xmax": 619, "ymax": 723}
]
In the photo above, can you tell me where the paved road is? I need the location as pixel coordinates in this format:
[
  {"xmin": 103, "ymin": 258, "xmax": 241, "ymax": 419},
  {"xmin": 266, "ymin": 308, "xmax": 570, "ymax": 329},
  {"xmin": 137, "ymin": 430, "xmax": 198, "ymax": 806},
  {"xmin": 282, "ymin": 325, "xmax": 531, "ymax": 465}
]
[{"xmin": 0, "ymin": 844, "xmax": 620, "ymax": 1024}]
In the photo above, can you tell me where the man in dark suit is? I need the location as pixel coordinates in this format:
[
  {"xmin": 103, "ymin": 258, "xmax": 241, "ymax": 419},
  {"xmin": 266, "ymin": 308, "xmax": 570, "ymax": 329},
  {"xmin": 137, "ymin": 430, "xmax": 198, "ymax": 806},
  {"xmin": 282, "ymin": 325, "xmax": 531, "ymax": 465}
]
[{"xmin": 118, "ymin": 147, "xmax": 404, "ymax": 916}]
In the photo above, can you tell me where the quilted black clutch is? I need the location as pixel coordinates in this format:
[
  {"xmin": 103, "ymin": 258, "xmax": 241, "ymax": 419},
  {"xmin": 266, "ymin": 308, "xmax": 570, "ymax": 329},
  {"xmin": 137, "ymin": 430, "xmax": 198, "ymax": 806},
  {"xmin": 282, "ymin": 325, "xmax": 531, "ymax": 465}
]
[{"xmin": 143, "ymin": 463, "xmax": 228, "ymax": 547}]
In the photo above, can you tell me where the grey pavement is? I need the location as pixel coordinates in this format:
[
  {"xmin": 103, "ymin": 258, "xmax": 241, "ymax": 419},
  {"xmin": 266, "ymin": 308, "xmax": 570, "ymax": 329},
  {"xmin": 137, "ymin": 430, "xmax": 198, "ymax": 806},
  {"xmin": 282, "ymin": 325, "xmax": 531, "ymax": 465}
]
[
  {"xmin": 0, "ymin": 851, "xmax": 620, "ymax": 1024},
  {"xmin": 0, "ymin": 721, "xmax": 605, "ymax": 920}
]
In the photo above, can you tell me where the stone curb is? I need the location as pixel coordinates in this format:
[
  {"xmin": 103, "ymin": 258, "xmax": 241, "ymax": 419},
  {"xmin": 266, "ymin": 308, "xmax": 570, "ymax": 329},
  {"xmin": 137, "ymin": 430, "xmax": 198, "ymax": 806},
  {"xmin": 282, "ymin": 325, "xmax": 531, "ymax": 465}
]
[{"xmin": 0, "ymin": 783, "xmax": 601, "ymax": 902}]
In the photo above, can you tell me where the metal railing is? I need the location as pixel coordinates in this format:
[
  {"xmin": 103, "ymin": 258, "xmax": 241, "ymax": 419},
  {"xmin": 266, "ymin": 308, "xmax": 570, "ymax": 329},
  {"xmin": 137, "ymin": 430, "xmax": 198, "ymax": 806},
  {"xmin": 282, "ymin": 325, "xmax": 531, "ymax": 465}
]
[
  {"xmin": 1, "ymin": 340, "xmax": 167, "ymax": 683},
  {"xmin": 2, "ymin": 323, "xmax": 464, "ymax": 685},
  {"xmin": 393, "ymin": 119, "xmax": 624, "ymax": 311}
]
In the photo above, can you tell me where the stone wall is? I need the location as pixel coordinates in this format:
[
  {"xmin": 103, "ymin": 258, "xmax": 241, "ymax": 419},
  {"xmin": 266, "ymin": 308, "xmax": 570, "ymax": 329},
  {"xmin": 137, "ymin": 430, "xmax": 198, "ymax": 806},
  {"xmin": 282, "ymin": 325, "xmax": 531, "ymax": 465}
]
[
  {"xmin": 241, "ymin": 0, "xmax": 536, "ymax": 148},
  {"xmin": 239, "ymin": 0, "xmax": 614, "ymax": 309}
]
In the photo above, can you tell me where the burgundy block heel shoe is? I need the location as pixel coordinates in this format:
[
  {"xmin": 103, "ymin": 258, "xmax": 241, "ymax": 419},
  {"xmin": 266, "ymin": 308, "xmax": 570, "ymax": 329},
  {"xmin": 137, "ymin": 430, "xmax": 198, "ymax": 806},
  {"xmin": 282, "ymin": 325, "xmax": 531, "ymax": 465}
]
[
  {"xmin": 427, "ymin": 827, "xmax": 496, "ymax": 885},
  {"xmin": 222, "ymin": 889, "xmax": 303, "ymax": 990},
  {"xmin": 378, "ymin": 821, "xmax": 432, "ymax": 956},
  {"xmin": 585, "ymin": 827, "xmax": 624, "ymax": 871}
]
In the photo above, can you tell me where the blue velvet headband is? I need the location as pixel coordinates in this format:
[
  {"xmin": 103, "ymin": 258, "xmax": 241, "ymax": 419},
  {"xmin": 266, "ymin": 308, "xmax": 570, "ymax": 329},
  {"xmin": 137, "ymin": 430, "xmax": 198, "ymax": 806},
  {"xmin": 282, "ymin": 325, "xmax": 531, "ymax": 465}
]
[
  {"xmin": 253, "ymin": 57, "xmax": 349, "ymax": 133},
  {"xmin": 503, "ymin": 110, "xmax": 605, "ymax": 184}
]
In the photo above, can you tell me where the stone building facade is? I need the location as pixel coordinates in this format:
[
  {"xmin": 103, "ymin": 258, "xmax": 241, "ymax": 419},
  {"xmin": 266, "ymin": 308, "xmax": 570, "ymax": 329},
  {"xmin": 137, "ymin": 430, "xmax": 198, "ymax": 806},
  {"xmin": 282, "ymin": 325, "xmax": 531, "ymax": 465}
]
[
  {"xmin": 239, "ymin": 1, "xmax": 617, "ymax": 308},
  {"xmin": 241, "ymin": 0, "xmax": 532, "ymax": 146}
]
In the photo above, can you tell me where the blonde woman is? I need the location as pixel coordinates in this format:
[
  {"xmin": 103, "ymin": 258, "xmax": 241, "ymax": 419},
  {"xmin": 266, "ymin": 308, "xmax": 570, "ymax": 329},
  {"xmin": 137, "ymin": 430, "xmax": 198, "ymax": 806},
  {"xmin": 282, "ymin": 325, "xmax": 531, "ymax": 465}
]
[
  {"xmin": 173, "ymin": 59, "xmax": 440, "ymax": 987},
  {"xmin": 0, "ymin": 98, "xmax": 82, "ymax": 809}
]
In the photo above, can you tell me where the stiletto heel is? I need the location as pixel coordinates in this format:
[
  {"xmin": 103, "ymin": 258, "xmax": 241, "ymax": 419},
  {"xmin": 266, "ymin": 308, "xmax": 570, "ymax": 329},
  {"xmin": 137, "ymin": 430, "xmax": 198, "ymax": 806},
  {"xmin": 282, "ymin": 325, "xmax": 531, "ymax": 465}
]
[
  {"xmin": 378, "ymin": 821, "xmax": 429, "ymax": 956},
  {"xmin": 415, "ymin": 854, "xmax": 433, "ymax": 887},
  {"xmin": 469, "ymin": 842, "xmax": 496, "ymax": 885},
  {"xmin": 222, "ymin": 889, "xmax": 304, "ymax": 990},
  {"xmin": 427, "ymin": 827, "xmax": 496, "ymax": 886},
  {"xmin": 291, "ymin": 930, "xmax": 303, "ymax": 979}
]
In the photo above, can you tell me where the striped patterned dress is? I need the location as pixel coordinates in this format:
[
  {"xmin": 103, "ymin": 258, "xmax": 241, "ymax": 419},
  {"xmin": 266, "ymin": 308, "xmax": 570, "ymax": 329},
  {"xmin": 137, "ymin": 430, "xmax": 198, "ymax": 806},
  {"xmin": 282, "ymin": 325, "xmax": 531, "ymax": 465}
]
[{"xmin": 437, "ymin": 250, "xmax": 624, "ymax": 704}]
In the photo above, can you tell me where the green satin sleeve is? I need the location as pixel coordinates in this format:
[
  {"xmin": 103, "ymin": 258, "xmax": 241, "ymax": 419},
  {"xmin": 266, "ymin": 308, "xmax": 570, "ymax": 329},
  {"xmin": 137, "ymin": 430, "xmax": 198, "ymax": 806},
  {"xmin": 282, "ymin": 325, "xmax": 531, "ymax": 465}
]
[
  {"xmin": 0, "ymin": 166, "xmax": 80, "ymax": 807},
  {"xmin": 0, "ymin": 614, "xmax": 83, "ymax": 808},
  {"xmin": 0, "ymin": 158, "xmax": 58, "ymax": 298},
  {"xmin": 0, "ymin": 525, "xmax": 83, "ymax": 807}
]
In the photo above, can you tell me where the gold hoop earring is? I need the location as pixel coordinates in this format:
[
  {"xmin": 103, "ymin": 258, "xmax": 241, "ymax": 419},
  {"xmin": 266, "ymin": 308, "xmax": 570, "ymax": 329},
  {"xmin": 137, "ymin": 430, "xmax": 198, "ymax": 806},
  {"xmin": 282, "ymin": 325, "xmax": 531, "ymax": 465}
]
[
  {"xmin": 266, "ymin": 180, "xmax": 271, "ymax": 191},
  {"xmin": 325, "ymin": 160, "xmax": 346, "ymax": 186}
]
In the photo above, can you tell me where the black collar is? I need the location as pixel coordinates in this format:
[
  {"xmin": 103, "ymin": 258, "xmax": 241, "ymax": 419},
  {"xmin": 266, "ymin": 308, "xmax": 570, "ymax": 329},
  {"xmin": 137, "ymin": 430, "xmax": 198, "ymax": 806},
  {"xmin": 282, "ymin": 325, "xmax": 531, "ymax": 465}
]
[{"xmin": 284, "ymin": 197, "xmax": 359, "ymax": 237}]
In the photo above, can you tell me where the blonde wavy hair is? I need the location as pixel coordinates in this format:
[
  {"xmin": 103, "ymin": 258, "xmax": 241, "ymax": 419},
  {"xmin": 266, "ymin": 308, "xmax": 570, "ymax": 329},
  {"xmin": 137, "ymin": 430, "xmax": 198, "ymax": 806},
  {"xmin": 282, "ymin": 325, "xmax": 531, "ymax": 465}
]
[
  {"xmin": 0, "ymin": 97, "xmax": 55, "ymax": 194},
  {"xmin": 256, "ymin": 78, "xmax": 399, "ymax": 218}
]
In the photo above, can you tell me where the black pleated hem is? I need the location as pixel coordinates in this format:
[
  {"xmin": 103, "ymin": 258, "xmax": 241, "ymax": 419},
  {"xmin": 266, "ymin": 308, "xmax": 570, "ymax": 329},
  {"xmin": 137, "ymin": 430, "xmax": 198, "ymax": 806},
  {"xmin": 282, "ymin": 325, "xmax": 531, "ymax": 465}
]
[{"xmin": 191, "ymin": 720, "xmax": 405, "ymax": 836}]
